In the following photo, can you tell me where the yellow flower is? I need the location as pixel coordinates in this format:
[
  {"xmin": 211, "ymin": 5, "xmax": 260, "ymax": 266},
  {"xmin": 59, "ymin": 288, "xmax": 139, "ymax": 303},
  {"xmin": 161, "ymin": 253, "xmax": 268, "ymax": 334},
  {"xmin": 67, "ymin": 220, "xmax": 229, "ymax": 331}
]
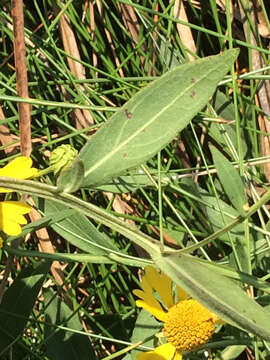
[
  {"xmin": 0, "ymin": 157, "xmax": 37, "ymax": 236},
  {"xmin": 133, "ymin": 266, "xmax": 221, "ymax": 360},
  {"xmin": 0, "ymin": 156, "xmax": 37, "ymax": 193}
]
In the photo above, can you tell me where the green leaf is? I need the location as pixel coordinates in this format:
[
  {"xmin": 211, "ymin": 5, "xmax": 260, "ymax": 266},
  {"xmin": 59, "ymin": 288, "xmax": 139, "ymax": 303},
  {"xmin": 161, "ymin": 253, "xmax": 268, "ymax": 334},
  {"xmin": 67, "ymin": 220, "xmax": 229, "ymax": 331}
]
[
  {"xmin": 80, "ymin": 49, "xmax": 239, "ymax": 186},
  {"xmin": 122, "ymin": 309, "xmax": 161, "ymax": 360},
  {"xmin": 210, "ymin": 91, "xmax": 248, "ymax": 158},
  {"xmin": 152, "ymin": 253, "xmax": 270, "ymax": 341},
  {"xmin": 57, "ymin": 156, "xmax": 85, "ymax": 193},
  {"xmin": 95, "ymin": 172, "xmax": 158, "ymax": 193},
  {"xmin": 219, "ymin": 345, "xmax": 247, "ymax": 360},
  {"xmin": 44, "ymin": 200, "xmax": 119, "ymax": 254},
  {"xmin": 180, "ymin": 179, "xmax": 244, "ymax": 244},
  {"xmin": 0, "ymin": 261, "xmax": 50, "ymax": 355},
  {"xmin": 210, "ymin": 146, "xmax": 247, "ymax": 215},
  {"xmin": 44, "ymin": 288, "xmax": 95, "ymax": 360}
]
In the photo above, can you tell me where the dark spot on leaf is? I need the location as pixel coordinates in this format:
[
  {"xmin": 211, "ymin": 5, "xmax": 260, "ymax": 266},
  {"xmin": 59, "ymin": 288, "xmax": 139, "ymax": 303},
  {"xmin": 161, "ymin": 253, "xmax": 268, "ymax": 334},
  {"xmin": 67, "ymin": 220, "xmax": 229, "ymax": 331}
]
[
  {"xmin": 123, "ymin": 153, "xmax": 128, "ymax": 158},
  {"xmin": 125, "ymin": 109, "xmax": 132, "ymax": 119},
  {"xmin": 190, "ymin": 90, "xmax": 196, "ymax": 98},
  {"xmin": 191, "ymin": 78, "xmax": 195, "ymax": 83},
  {"xmin": 252, "ymin": 319, "xmax": 256, "ymax": 323}
]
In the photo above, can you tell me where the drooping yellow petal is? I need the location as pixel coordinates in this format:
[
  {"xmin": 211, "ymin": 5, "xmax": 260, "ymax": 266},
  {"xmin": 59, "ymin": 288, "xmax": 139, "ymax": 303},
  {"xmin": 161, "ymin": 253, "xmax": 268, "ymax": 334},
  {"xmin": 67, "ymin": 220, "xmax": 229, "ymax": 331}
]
[
  {"xmin": 176, "ymin": 285, "xmax": 189, "ymax": 301},
  {"xmin": 174, "ymin": 350, "xmax": 183, "ymax": 360},
  {"xmin": 0, "ymin": 156, "xmax": 38, "ymax": 193},
  {"xmin": 136, "ymin": 343, "xmax": 177, "ymax": 360},
  {"xmin": 136, "ymin": 297, "xmax": 167, "ymax": 322},
  {"xmin": 145, "ymin": 266, "xmax": 174, "ymax": 309},
  {"xmin": 134, "ymin": 285, "xmax": 166, "ymax": 321},
  {"xmin": 0, "ymin": 201, "xmax": 31, "ymax": 235},
  {"xmin": 140, "ymin": 274, "xmax": 155, "ymax": 294},
  {"xmin": 133, "ymin": 289, "xmax": 150, "ymax": 301},
  {"xmin": 211, "ymin": 312, "xmax": 225, "ymax": 325}
]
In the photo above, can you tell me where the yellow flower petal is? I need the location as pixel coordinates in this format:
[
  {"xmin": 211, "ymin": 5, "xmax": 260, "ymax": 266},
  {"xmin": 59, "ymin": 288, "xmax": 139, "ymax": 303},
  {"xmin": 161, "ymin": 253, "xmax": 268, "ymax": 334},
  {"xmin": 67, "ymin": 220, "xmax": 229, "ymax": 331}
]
[
  {"xmin": 1, "ymin": 218, "xmax": 22, "ymax": 236},
  {"xmin": 0, "ymin": 157, "xmax": 36, "ymax": 177},
  {"xmin": 0, "ymin": 236, "xmax": 3, "ymax": 249},
  {"xmin": 174, "ymin": 351, "xmax": 183, "ymax": 360},
  {"xmin": 212, "ymin": 313, "xmax": 224, "ymax": 325},
  {"xmin": 1, "ymin": 201, "xmax": 31, "ymax": 214},
  {"xmin": 137, "ymin": 343, "xmax": 177, "ymax": 360},
  {"xmin": 0, "ymin": 201, "xmax": 31, "ymax": 236},
  {"xmin": 133, "ymin": 289, "xmax": 149, "ymax": 300},
  {"xmin": 133, "ymin": 278, "xmax": 168, "ymax": 322},
  {"xmin": 0, "ymin": 156, "xmax": 38, "ymax": 193},
  {"xmin": 134, "ymin": 287, "xmax": 167, "ymax": 321},
  {"xmin": 136, "ymin": 299, "xmax": 167, "ymax": 322},
  {"xmin": 140, "ymin": 275, "xmax": 155, "ymax": 294},
  {"xmin": 145, "ymin": 266, "xmax": 174, "ymax": 309},
  {"xmin": 177, "ymin": 285, "xmax": 189, "ymax": 301}
]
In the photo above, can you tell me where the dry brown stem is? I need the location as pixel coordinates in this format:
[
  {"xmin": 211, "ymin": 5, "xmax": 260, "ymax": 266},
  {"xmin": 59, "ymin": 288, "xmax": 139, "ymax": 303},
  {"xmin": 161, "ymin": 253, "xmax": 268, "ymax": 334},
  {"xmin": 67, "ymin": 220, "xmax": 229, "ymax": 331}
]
[{"xmin": 11, "ymin": 0, "xmax": 32, "ymax": 156}]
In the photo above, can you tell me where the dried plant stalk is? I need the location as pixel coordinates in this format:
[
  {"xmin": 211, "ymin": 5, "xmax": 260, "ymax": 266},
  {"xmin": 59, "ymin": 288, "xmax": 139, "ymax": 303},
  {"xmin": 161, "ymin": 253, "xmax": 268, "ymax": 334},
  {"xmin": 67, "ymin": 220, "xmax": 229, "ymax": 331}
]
[{"xmin": 11, "ymin": 0, "xmax": 32, "ymax": 156}]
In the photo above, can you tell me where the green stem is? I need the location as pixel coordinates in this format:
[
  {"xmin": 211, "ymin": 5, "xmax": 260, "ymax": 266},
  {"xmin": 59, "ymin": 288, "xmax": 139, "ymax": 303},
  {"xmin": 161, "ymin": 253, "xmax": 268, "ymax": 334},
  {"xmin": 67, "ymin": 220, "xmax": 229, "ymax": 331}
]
[
  {"xmin": 0, "ymin": 177, "xmax": 160, "ymax": 256},
  {"xmin": 177, "ymin": 189, "xmax": 270, "ymax": 254},
  {"xmin": 1, "ymin": 177, "xmax": 269, "ymax": 258},
  {"xmin": 4, "ymin": 246, "xmax": 152, "ymax": 267},
  {"xmin": 35, "ymin": 165, "xmax": 55, "ymax": 177}
]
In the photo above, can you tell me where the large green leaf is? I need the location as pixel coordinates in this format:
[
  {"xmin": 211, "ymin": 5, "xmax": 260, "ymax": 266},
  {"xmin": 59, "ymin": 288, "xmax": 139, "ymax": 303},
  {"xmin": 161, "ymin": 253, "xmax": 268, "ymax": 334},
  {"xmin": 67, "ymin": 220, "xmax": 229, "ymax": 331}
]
[
  {"xmin": 0, "ymin": 261, "xmax": 50, "ymax": 355},
  {"xmin": 80, "ymin": 49, "xmax": 239, "ymax": 186},
  {"xmin": 152, "ymin": 253, "xmax": 270, "ymax": 341}
]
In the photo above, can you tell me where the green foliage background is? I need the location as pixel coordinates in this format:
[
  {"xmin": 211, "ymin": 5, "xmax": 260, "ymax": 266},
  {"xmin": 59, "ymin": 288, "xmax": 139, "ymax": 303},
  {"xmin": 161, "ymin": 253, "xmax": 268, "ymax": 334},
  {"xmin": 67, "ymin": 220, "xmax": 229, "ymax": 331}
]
[{"xmin": 0, "ymin": 1, "xmax": 270, "ymax": 359}]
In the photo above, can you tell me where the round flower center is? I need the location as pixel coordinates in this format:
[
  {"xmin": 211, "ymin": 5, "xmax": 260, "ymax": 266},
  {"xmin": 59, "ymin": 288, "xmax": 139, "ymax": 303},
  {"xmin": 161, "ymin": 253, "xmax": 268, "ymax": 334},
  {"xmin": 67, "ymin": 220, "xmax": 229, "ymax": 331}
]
[{"xmin": 163, "ymin": 299, "xmax": 215, "ymax": 351}]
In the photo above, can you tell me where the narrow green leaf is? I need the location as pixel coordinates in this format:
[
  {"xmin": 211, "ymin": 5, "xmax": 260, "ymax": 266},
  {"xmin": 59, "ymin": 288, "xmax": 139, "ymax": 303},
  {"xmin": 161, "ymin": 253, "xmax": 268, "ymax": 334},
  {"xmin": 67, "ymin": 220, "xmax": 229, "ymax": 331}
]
[
  {"xmin": 44, "ymin": 200, "xmax": 119, "ymax": 254},
  {"xmin": 0, "ymin": 261, "xmax": 50, "ymax": 355},
  {"xmin": 180, "ymin": 179, "xmax": 244, "ymax": 244},
  {"xmin": 80, "ymin": 49, "xmax": 239, "ymax": 186},
  {"xmin": 44, "ymin": 288, "xmax": 95, "ymax": 360},
  {"xmin": 210, "ymin": 91, "xmax": 248, "ymax": 157},
  {"xmin": 152, "ymin": 253, "xmax": 270, "ymax": 341},
  {"xmin": 219, "ymin": 345, "xmax": 247, "ymax": 360},
  {"xmin": 200, "ymin": 191, "xmax": 244, "ymax": 244},
  {"xmin": 210, "ymin": 146, "xmax": 247, "ymax": 215}
]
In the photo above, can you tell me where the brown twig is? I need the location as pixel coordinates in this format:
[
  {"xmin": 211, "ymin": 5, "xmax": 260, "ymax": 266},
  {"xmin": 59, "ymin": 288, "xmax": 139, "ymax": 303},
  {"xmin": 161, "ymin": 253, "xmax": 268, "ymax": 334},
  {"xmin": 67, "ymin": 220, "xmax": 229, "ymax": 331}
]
[
  {"xmin": 0, "ymin": 0, "xmax": 32, "ymax": 303},
  {"xmin": 11, "ymin": 0, "xmax": 32, "ymax": 156}
]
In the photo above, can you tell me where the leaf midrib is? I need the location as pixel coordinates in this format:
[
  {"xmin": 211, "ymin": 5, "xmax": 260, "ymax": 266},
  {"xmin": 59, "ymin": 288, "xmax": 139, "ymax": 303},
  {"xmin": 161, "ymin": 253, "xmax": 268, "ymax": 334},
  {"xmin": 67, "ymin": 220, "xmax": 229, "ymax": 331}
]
[
  {"xmin": 167, "ymin": 255, "xmax": 270, "ymax": 338},
  {"xmin": 84, "ymin": 60, "xmax": 223, "ymax": 178}
]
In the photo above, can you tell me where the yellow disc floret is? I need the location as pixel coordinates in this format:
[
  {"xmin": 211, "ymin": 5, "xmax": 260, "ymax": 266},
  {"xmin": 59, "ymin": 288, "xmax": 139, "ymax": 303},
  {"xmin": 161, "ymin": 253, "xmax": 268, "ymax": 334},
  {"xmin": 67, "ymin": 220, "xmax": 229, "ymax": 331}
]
[{"xmin": 163, "ymin": 299, "xmax": 215, "ymax": 351}]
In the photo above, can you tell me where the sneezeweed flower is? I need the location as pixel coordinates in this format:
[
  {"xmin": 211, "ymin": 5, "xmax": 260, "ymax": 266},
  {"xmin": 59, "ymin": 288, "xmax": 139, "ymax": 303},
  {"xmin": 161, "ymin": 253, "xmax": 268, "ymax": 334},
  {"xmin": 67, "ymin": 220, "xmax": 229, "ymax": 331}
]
[
  {"xmin": 133, "ymin": 266, "xmax": 222, "ymax": 360},
  {"xmin": 0, "ymin": 156, "xmax": 37, "ymax": 236}
]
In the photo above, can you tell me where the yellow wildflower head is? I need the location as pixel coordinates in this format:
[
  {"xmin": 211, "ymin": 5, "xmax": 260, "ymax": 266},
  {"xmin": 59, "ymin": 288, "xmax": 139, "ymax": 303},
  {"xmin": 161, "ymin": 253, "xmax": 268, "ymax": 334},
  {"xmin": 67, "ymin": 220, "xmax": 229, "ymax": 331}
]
[
  {"xmin": 133, "ymin": 266, "xmax": 221, "ymax": 360},
  {"xmin": 0, "ymin": 156, "xmax": 37, "ymax": 236}
]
